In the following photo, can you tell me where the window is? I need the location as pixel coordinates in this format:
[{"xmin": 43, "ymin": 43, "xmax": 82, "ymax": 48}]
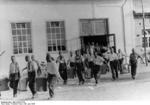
[
  {"xmin": 80, "ymin": 20, "xmax": 92, "ymax": 36},
  {"xmin": 142, "ymin": 37, "xmax": 148, "ymax": 47},
  {"xmin": 141, "ymin": 29, "xmax": 150, "ymax": 48},
  {"xmin": 11, "ymin": 22, "xmax": 32, "ymax": 54},
  {"xmin": 80, "ymin": 19, "xmax": 108, "ymax": 36},
  {"xmin": 46, "ymin": 21, "xmax": 66, "ymax": 52}
]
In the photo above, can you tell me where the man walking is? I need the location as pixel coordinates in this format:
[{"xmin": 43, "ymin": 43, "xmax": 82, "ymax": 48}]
[
  {"xmin": 56, "ymin": 52, "xmax": 68, "ymax": 85},
  {"xmin": 117, "ymin": 49, "xmax": 125, "ymax": 74},
  {"xmin": 9, "ymin": 56, "xmax": 20, "ymax": 97},
  {"xmin": 93, "ymin": 52, "xmax": 104, "ymax": 85},
  {"xmin": 46, "ymin": 53, "xmax": 58, "ymax": 99},
  {"xmin": 109, "ymin": 47, "xmax": 119, "ymax": 80},
  {"xmin": 23, "ymin": 55, "xmax": 37, "ymax": 99},
  {"xmin": 129, "ymin": 48, "xmax": 138, "ymax": 79},
  {"xmin": 75, "ymin": 50, "xmax": 85, "ymax": 85}
]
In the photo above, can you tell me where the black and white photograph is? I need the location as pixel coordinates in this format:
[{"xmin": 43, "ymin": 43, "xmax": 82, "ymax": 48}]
[{"xmin": 0, "ymin": 0, "xmax": 150, "ymax": 102}]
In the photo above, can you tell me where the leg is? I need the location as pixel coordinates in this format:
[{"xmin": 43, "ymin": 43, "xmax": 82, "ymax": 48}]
[
  {"xmin": 12, "ymin": 80, "xmax": 16, "ymax": 97},
  {"xmin": 131, "ymin": 64, "xmax": 136, "ymax": 79},
  {"xmin": 28, "ymin": 72, "xmax": 36, "ymax": 96},
  {"xmin": 110, "ymin": 61, "xmax": 116, "ymax": 80},
  {"xmin": 76, "ymin": 64, "xmax": 84, "ymax": 85},
  {"xmin": 120, "ymin": 59, "xmax": 124, "ymax": 73},
  {"xmin": 73, "ymin": 67, "xmax": 76, "ymax": 78},
  {"xmin": 114, "ymin": 60, "xmax": 119, "ymax": 79},
  {"xmin": 48, "ymin": 74, "xmax": 57, "ymax": 98},
  {"xmin": 93, "ymin": 65, "xmax": 99, "ymax": 84},
  {"xmin": 63, "ymin": 69, "xmax": 68, "ymax": 84},
  {"xmin": 118, "ymin": 59, "xmax": 121, "ymax": 73},
  {"xmin": 89, "ymin": 62, "xmax": 94, "ymax": 78},
  {"xmin": 115, "ymin": 67, "xmax": 119, "ymax": 79},
  {"xmin": 76, "ymin": 69, "xmax": 81, "ymax": 84},
  {"xmin": 132, "ymin": 64, "xmax": 137, "ymax": 79},
  {"xmin": 59, "ymin": 65, "xmax": 67, "ymax": 84},
  {"xmin": 13, "ymin": 80, "xmax": 19, "ymax": 97}
]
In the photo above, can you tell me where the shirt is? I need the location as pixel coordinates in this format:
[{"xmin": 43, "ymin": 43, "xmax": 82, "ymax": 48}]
[
  {"xmin": 103, "ymin": 52, "xmax": 110, "ymax": 60},
  {"xmin": 57, "ymin": 56, "xmax": 65, "ymax": 64},
  {"xmin": 87, "ymin": 54, "xmax": 94, "ymax": 62},
  {"xmin": 129, "ymin": 53, "xmax": 138, "ymax": 64},
  {"xmin": 118, "ymin": 52, "xmax": 124, "ymax": 59},
  {"xmin": 32, "ymin": 61, "xmax": 38, "ymax": 71},
  {"xmin": 47, "ymin": 62, "xmax": 58, "ymax": 75},
  {"xmin": 90, "ymin": 45, "xmax": 95, "ymax": 55},
  {"xmin": 94, "ymin": 56, "xmax": 104, "ymax": 66},
  {"xmin": 9, "ymin": 62, "xmax": 19, "ymax": 74},
  {"xmin": 75, "ymin": 55, "xmax": 82, "ymax": 63},
  {"xmin": 109, "ymin": 53, "xmax": 118, "ymax": 61},
  {"xmin": 68, "ymin": 55, "xmax": 75, "ymax": 63},
  {"xmin": 27, "ymin": 61, "xmax": 36, "ymax": 72}
]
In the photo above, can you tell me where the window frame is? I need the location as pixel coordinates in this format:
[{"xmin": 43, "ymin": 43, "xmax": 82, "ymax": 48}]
[
  {"xmin": 79, "ymin": 18, "xmax": 109, "ymax": 36},
  {"xmin": 46, "ymin": 20, "xmax": 67, "ymax": 53},
  {"xmin": 10, "ymin": 22, "xmax": 33, "ymax": 55}
]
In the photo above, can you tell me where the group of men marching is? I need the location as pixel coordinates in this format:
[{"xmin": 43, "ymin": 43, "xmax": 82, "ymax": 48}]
[{"xmin": 1, "ymin": 43, "xmax": 140, "ymax": 99}]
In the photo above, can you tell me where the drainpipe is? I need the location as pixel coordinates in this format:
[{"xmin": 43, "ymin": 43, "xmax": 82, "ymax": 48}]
[
  {"xmin": 121, "ymin": 0, "xmax": 128, "ymax": 63},
  {"xmin": 141, "ymin": 0, "xmax": 148, "ymax": 66}
]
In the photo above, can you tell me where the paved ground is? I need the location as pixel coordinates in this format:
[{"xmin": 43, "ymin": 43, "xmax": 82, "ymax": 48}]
[{"xmin": 1, "ymin": 63, "xmax": 150, "ymax": 101}]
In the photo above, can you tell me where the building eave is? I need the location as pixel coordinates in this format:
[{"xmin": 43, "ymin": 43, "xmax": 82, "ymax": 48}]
[{"xmin": 133, "ymin": 10, "xmax": 150, "ymax": 18}]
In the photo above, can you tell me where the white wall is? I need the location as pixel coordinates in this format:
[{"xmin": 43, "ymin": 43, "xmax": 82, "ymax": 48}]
[
  {"xmin": 94, "ymin": 5, "xmax": 124, "ymax": 51},
  {"xmin": 0, "ymin": 0, "xmax": 129, "ymax": 76},
  {"xmin": 123, "ymin": 0, "xmax": 135, "ymax": 55},
  {"xmin": 133, "ymin": 0, "xmax": 150, "ymax": 54}
]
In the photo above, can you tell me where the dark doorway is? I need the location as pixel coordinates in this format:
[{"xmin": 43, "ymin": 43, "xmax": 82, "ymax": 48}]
[
  {"xmin": 80, "ymin": 34, "xmax": 116, "ymax": 52},
  {"xmin": 82, "ymin": 35, "xmax": 107, "ymax": 46}
]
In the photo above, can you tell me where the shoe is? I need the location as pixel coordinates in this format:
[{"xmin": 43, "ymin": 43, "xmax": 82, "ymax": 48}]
[
  {"xmin": 63, "ymin": 81, "xmax": 67, "ymax": 85},
  {"xmin": 32, "ymin": 93, "xmax": 38, "ymax": 99},
  {"xmin": 13, "ymin": 94, "xmax": 17, "ymax": 98},
  {"xmin": 31, "ymin": 96, "xmax": 34, "ymax": 99},
  {"xmin": 79, "ymin": 81, "xmax": 82, "ymax": 85},
  {"xmin": 95, "ymin": 80, "xmax": 98, "ymax": 84},
  {"xmin": 82, "ymin": 80, "xmax": 85, "ymax": 85},
  {"xmin": 112, "ymin": 77, "xmax": 116, "ymax": 81},
  {"xmin": 132, "ymin": 76, "xmax": 135, "ymax": 80},
  {"xmin": 95, "ymin": 82, "xmax": 98, "ymax": 86},
  {"xmin": 48, "ymin": 95, "xmax": 54, "ymax": 100},
  {"xmin": 50, "ymin": 95, "xmax": 54, "ymax": 98}
]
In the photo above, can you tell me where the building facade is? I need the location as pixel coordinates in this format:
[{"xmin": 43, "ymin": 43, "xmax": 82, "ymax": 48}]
[{"xmin": 0, "ymin": 0, "xmax": 135, "ymax": 76}]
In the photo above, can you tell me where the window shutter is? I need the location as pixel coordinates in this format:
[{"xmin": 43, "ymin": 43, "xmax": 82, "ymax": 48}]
[{"xmin": 92, "ymin": 20, "xmax": 107, "ymax": 35}]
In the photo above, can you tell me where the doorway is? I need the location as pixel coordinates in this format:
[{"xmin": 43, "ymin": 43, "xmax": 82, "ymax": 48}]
[{"xmin": 80, "ymin": 34, "xmax": 116, "ymax": 52}]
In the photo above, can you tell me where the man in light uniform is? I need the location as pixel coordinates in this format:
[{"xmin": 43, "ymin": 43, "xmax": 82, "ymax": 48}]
[
  {"xmin": 93, "ymin": 52, "xmax": 104, "ymax": 85},
  {"xmin": 109, "ymin": 48, "xmax": 119, "ymax": 80}
]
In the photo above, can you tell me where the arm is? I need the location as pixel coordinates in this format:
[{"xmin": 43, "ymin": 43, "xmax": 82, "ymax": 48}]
[
  {"xmin": 129, "ymin": 54, "xmax": 131, "ymax": 65},
  {"xmin": 56, "ymin": 57, "xmax": 59, "ymax": 63},
  {"xmin": 51, "ymin": 57, "xmax": 55, "ymax": 61},
  {"xmin": 67, "ymin": 57, "xmax": 70, "ymax": 66},
  {"xmin": 9, "ymin": 64, "xmax": 11, "ymax": 75},
  {"xmin": 0, "ymin": 51, "xmax": 5, "ymax": 56},
  {"xmin": 16, "ymin": 62, "xmax": 20, "ymax": 72},
  {"xmin": 22, "ymin": 67, "xmax": 27, "ymax": 72}
]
